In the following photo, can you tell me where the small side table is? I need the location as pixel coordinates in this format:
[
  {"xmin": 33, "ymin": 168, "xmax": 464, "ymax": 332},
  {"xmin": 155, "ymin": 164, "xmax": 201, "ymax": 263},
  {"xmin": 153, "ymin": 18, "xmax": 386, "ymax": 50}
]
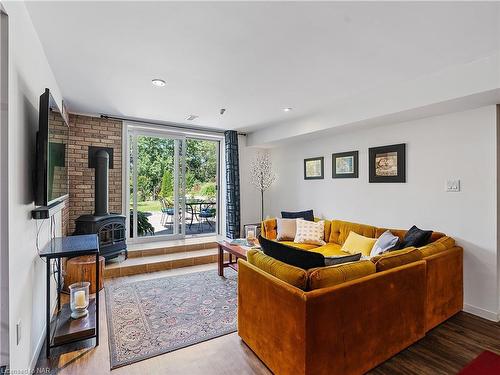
[
  {"xmin": 218, "ymin": 241, "xmax": 248, "ymax": 277},
  {"xmin": 39, "ymin": 234, "xmax": 100, "ymax": 358}
]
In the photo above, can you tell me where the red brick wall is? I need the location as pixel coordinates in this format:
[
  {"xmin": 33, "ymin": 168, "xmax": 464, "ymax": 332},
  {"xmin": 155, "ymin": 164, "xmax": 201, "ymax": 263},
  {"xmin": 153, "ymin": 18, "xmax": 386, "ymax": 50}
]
[
  {"xmin": 47, "ymin": 111, "xmax": 71, "ymax": 235},
  {"xmin": 67, "ymin": 114, "xmax": 123, "ymax": 234},
  {"xmin": 61, "ymin": 198, "xmax": 70, "ymax": 236}
]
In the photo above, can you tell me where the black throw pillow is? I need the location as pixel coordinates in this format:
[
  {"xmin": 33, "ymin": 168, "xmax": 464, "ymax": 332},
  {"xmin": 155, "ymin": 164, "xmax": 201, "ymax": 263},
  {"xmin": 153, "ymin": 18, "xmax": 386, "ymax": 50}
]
[
  {"xmin": 281, "ymin": 209, "xmax": 314, "ymax": 222},
  {"xmin": 258, "ymin": 235, "xmax": 325, "ymax": 269},
  {"xmin": 398, "ymin": 225, "xmax": 433, "ymax": 249}
]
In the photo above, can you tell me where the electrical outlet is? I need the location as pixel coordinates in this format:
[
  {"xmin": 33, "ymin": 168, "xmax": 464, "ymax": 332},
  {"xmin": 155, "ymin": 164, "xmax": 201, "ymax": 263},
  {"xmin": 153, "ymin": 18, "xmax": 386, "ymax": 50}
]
[
  {"xmin": 16, "ymin": 320, "xmax": 21, "ymax": 345},
  {"xmin": 446, "ymin": 179, "xmax": 460, "ymax": 192}
]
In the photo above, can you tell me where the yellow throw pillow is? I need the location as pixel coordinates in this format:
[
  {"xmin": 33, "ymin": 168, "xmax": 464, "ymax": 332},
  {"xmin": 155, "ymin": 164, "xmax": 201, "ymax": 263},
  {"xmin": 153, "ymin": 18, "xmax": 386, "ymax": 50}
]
[{"xmin": 341, "ymin": 231, "xmax": 377, "ymax": 256}]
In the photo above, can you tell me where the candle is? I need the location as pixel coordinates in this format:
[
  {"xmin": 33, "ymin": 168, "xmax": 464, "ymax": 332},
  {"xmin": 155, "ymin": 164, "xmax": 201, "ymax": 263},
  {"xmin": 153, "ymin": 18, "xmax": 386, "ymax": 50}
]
[
  {"xmin": 247, "ymin": 230, "xmax": 255, "ymax": 240},
  {"xmin": 74, "ymin": 290, "xmax": 86, "ymax": 309}
]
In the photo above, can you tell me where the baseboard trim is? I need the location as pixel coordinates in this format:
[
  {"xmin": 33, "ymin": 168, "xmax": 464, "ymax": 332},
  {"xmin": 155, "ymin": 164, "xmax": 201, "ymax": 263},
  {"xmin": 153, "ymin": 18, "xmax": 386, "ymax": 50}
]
[
  {"xmin": 29, "ymin": 325, "xmax": 46, "ymax": 372},
  {"xmin": 463, "ymin": 304, "xmax": 500, "ymax": 322},
  {"xmin": 29, "ymin": 298, "xmax": 57, "ymax": 371}
]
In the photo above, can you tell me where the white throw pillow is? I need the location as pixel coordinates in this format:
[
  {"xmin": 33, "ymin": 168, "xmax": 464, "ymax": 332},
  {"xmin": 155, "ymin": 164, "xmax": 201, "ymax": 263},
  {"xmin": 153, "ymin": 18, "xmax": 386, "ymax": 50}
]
[
  {"xmin": 276, "ymin": 218, "xmax": 299, "ymax": 241},
  {"xmin": 370, "ymin": 230, "xmax": 399, "ymax": 257},
  {"xmin": 294, "ymin": 219, "xmax": 326, "ymax": 246}
]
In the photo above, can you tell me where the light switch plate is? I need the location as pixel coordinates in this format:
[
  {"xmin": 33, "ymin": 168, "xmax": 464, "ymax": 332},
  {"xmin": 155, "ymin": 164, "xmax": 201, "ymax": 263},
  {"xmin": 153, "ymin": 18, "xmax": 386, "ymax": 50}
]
[{"xmin": 446, "ymin": 179, "xmax": 460, "ymax": 192}]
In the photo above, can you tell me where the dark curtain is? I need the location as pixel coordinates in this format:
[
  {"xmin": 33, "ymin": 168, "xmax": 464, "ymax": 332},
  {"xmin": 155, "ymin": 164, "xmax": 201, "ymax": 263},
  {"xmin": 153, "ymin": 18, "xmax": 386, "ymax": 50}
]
[{"xmin": 224, "ymin": 130, "xmax": 241, "ymax": 239}]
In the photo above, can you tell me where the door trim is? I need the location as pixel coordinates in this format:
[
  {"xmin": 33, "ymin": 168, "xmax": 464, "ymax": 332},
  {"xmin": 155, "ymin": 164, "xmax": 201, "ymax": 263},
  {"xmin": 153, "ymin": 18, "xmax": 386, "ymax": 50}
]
[{"xmin": 122, "ymin": 121, "xmax": 223, "ymax": 244}]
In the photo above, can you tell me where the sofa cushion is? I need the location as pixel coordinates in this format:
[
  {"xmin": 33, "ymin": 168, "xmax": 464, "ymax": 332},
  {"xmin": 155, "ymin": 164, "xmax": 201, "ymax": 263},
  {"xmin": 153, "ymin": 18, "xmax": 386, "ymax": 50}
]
[
  {"xmin": 330, "ymin": 220, "xmax": 377, "ymax": 245},
  {"xmin": 282, "ymin": 209, "xmax": 314, "ymax": 222},
  {"xmin": 417, "ymin": 236, "xmax": 456, "ymax": 258},
  {"xmin": 370, "ymin": 247, "xmax": 415, "ymax": 263},
  {"xmin": 310, "ymin": 242, "xmax": 346, "ymax": 256},
  {"xmin": 279, "ymin": 241, "xmax": 318, "ymax": 251},
  {"xmin": 307, "ymin": 260, "xmax": 376, "ymax": 290},
  {"xmin": 276, "ymin": 218, "xmax": 298, "ymax": 241},
  {"xmin": 259, "ymin": 235, "xmax": 325, "ymax": 269},
  {"xmin": 397, "ymin": 225, "xmax": 433, "ymax": 249},
  {"xmin": 294, "ymin": 219, "xmax": 326, "ymax": 246},
  {"xmin": 341, "ymin": 231, "xmax": 377, "ymax": 256},
  {"xmin": 373, "ymin": 247, "xmax": 423, "ymax": 272},
  {"xmin": 247, "ymin": 250, "xmax": 308, "ymax": 290}
]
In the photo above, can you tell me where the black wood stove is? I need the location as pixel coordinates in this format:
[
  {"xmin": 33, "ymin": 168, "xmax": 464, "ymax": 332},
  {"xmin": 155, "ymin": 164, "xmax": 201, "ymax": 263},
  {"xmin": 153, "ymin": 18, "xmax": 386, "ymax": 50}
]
[{"xmin": 74, "ymin": 148, "xmax": 127, "ymax": 260}]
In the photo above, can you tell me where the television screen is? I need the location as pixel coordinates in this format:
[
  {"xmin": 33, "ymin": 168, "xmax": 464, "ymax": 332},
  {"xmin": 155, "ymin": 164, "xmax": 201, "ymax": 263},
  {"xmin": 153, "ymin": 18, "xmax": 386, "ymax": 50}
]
[{"xmin": 35, "ymin": 89, "xmax": 69, "ymax": 206}]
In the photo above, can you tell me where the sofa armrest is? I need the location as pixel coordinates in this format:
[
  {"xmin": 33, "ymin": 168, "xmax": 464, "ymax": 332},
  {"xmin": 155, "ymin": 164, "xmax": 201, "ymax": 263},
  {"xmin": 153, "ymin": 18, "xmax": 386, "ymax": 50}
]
[
  {"xmin": 305, "ymin": 261, "xmax": 427, "ymax": 375},
  {"xmin": 423, "ymin": 246, "xmax": 463, "ymax": 331},
  {"xmin": 261, "ymin": 218, "xmax": 277, "ymax": 239},
  {"xmin": 238, "ymin": 259, "xmax": 307, "ymax": 375}
]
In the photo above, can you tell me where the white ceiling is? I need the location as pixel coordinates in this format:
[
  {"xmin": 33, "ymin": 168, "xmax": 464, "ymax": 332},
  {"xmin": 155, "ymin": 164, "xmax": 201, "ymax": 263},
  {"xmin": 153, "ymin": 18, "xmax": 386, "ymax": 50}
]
[{"xmin": 26, "ymin": 1, "xmax": 500, "ymax": 133}]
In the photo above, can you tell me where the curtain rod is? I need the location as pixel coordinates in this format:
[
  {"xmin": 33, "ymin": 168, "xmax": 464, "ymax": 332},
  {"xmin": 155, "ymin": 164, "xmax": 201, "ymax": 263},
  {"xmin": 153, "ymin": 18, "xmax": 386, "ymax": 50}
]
[{"xmin": 100, "ymin": 114, "xmax": 246, "ymax": 136}]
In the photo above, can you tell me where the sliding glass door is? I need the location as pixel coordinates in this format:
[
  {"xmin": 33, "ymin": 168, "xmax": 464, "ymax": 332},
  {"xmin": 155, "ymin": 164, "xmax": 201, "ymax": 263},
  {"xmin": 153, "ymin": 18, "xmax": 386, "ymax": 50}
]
[
  {"xmin": 127, "ymin": 127, "xmax": 219, "ymax": 243},
  {"xmin": 184, "ymin": 138, "xmax": 219, "ymax": 236},
  {"xmin": 129, "ymin": 131, "xmax": 184, "ymax": 241}
]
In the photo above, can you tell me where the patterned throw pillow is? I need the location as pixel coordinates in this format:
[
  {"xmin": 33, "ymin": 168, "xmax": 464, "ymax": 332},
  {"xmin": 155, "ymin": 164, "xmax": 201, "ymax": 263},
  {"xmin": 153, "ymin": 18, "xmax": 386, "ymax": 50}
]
[{"xmin": 294, "ymin": 219, "xmax": 326, "ymax": 246}]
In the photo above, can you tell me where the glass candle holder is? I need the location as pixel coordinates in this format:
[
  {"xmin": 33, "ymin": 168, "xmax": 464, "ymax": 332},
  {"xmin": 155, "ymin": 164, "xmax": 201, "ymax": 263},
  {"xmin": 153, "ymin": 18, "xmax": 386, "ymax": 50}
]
[
  {"xmin": 245, "ymin": 225, "xmax": 257, "ymax": 245},
  {"xmin": 69, "ymin": 282, "xmax": 90, "ymax": 319}
]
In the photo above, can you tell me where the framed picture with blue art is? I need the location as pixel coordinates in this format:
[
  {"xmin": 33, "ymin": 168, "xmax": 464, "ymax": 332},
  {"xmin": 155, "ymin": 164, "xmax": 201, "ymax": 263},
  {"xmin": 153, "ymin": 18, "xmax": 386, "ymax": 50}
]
[{"xmin": 332, "ymin": 151, "xmax": 358, "ymax": 179}]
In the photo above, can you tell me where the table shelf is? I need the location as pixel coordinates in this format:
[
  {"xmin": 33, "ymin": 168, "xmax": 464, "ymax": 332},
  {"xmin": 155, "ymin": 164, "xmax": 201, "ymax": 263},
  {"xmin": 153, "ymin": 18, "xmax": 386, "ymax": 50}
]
[{"xmin": 50, "ymin": 299, "xmax": 96, "ymax": 347}]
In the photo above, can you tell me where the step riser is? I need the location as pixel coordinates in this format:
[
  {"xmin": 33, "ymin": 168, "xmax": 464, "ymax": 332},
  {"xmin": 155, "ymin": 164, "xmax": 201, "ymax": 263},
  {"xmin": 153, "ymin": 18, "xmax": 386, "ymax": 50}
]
[
  {"xmin": 104, "ymin": 253, "xmax": 228, "ymax": 278},
  {"xmin": 127, "ymin": 241, "xmax": 218, "ymax": 258}
]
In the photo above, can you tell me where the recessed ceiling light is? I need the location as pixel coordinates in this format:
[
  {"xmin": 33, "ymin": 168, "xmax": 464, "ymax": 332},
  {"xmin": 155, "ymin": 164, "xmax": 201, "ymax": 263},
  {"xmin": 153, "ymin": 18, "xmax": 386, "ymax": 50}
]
[
  {"xmin": 283, "ymin": 107, "xmax": 293, "ymax": 112},
  {"xmin": 151, "ymin": 79, "xmax": 166, "ymax": 87},
  {"xmin": 186, "ymin": 115, "xmax": 198, "ymax": 121}
]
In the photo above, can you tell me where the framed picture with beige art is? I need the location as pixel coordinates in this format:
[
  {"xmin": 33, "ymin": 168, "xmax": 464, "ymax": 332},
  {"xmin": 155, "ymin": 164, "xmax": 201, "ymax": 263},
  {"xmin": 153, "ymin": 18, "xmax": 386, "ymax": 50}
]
[
  {"xmin": 369, "ymin": 143, "xmax": 406, "ymax": 183},
  {"xmin": 304, "ymin": 156, "xmax": 324, "ymax": 180}
]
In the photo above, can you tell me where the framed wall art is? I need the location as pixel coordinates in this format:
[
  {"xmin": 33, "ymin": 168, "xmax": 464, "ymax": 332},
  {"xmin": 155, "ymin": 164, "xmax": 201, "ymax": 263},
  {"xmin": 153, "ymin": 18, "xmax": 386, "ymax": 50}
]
[
  {"xmin": 332, "ymin": 151, "xmax": 358, "ymax": 179},
  {"xmin": 369, "ymin": 143, "xmax": 406, "ymax": 183},
  {"xmin": 304, "ymin": 157, "xmax": 324, "ymax": 180}
]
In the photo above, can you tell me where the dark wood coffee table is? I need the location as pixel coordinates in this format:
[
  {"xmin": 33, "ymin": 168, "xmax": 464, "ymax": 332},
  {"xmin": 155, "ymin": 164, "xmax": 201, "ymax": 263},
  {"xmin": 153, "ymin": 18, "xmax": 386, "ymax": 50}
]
[{"xmin": 218, "ymin": 241, "xmax": 249, "ymax": 276}]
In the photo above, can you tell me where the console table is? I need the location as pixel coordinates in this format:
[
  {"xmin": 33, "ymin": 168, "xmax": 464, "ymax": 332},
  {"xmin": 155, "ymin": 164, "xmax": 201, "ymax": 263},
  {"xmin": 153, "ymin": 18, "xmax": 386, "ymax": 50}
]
[{"xmin": 39, "ymin": 234, "xmax": 100, "ymax": 357}]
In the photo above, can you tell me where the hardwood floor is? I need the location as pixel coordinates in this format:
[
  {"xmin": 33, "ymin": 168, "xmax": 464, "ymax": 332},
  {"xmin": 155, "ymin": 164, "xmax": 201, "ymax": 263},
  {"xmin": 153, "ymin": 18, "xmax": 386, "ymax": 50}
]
[
  {"xmin": 36, "ymin": 264, "xmax": 500, "ymax": 374},
  {"xmin": 369, "ymin": 312, "xmax": 500, "ymax": 375}
]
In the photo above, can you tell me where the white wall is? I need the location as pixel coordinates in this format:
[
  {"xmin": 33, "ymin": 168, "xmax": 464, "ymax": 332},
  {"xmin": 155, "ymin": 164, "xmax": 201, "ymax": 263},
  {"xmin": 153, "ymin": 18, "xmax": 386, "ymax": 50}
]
[
  {"xmin": 267, "ymin": 106, "xmax": 499, "ymax": 320},
  {"xmin": 0, "ymin": 5, "xmax": 9, "ymax": 369},
  {"xmin": 239, "ymin": 135, "xmax": 266, "ymax": 229},
  {"xmin": 2, "ymin": 1, "xmax": 63, "ymax": 371}
]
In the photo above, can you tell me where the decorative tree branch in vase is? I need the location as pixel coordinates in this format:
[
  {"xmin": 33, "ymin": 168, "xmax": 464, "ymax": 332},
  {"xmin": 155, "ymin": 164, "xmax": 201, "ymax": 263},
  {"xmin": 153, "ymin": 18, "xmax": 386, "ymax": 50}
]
[{"xmin": 250, "ymin": 152, "xmax": 277, "ymax": 221}]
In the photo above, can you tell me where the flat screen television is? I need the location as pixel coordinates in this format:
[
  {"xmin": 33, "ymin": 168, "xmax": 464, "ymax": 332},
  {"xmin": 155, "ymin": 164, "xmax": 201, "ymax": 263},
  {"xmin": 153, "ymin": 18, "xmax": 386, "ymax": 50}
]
[{"xmin": 34, "ymin": 88, "xmax": 69, "ymax": 207}]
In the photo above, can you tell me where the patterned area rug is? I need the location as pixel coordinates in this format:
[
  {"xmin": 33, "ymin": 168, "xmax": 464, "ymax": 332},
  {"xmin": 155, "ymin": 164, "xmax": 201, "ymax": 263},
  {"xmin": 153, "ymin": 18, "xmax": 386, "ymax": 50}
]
[{"xmin": 105, "ymin": 269, "xmax": 237, "ymax": 369}]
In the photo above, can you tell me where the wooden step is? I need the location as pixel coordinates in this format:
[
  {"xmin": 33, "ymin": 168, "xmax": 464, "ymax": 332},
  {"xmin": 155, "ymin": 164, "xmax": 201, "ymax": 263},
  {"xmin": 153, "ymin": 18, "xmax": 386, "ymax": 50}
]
[
  {"xmin": 104, "ymin": 248, "xmax": 221, "ymax": 278},
  {"xmin": 127, "ymin": 236, "xmax": 218, "ymax": 258}
]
